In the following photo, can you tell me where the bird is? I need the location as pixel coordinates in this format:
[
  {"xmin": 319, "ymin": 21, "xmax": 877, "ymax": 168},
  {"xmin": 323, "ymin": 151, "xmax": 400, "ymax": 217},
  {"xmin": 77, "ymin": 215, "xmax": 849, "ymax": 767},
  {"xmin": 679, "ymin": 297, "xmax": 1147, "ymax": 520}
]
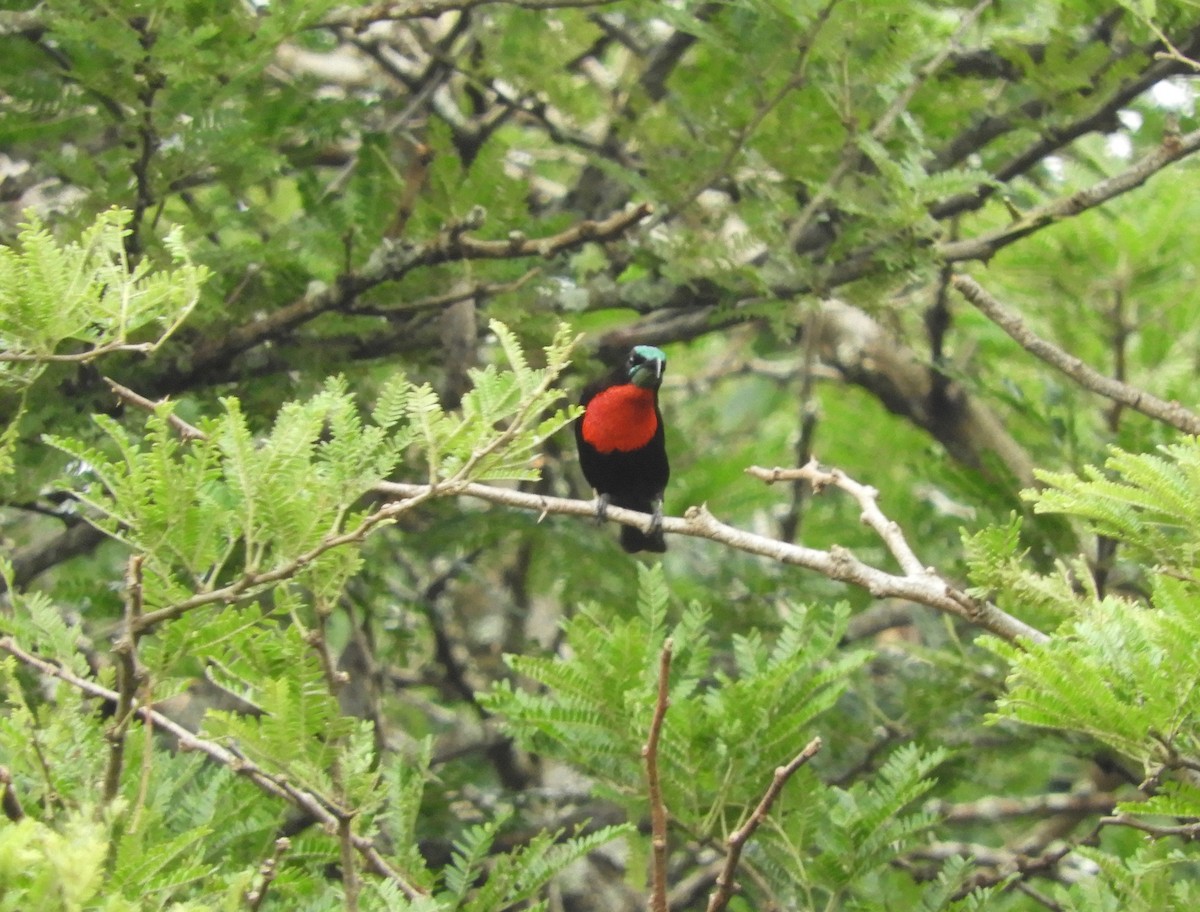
[{"xmin": 574, "ymin": 345, "xmax": 670, "ymax": 553}]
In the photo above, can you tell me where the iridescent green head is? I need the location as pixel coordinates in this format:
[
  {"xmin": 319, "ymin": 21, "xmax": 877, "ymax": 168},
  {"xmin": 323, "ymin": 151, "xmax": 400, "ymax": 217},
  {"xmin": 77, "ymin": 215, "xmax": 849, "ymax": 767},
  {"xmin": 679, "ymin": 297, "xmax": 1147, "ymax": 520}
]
[{"xmin": 627, "ymin": 345, "xmax": 666, "ymax": 389}]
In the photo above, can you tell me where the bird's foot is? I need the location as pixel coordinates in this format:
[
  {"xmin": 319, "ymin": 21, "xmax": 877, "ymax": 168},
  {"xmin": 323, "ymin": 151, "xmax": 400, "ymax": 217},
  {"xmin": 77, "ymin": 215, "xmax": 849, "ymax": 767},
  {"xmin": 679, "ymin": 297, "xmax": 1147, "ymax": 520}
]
[
  {"xmin": 594, "ymin": 493, "xmax": 611, "ymax": 525},
  {"xmin": 648, "ymin": 498, "xmax": 664, "ymax": 538}
]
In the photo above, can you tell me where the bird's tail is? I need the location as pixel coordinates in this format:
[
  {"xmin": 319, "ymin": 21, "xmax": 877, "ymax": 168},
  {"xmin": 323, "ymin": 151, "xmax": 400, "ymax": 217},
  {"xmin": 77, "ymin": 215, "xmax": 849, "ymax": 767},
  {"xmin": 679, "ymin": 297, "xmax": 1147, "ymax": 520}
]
[
  {"xmin": 616, "ymin": 497, "xmax": 666, "ymax": 553},
  {"xmin": 621, "ymin": 523, "xmax": 666, "ymax": 553}
]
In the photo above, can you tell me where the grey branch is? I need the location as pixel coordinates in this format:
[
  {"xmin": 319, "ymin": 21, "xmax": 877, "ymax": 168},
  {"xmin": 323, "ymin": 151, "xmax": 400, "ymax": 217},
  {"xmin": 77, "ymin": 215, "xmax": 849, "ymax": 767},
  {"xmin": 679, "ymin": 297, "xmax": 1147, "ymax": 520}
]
[
  {"xmin": 939, "ymin": 127, "xmax": 1200, "ymax": 264},
  {"xmin": 375, "ymin": 477, "xmax": 1048, "ymax": 645},
  {"xmin": 952, "ymin": 274, "xmax": 1200, "ymax": 436},
  {"xmin": 323, "ymin": 0, "xmax": 624, "ymax": 29}
]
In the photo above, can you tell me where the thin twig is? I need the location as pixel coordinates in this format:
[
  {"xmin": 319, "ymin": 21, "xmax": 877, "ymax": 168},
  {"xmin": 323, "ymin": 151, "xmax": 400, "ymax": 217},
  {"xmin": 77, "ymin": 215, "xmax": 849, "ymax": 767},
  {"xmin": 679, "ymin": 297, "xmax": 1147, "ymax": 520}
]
[
  {"xmin": 644, "ymin": 638, "xmax": 673, "ymax": 912},
  {"xmin": 103, "ymin": 554, "xmax": 146, "ymax": 805},
  {"xmin": 706, "ymin": 736, "xmax": 823, "ymax": 912},
  {"xmin": 322, "ymin": 0, "xmax": 623, "ymax": 29},
  {"xmin": 132, "ymin": 495, "xmax": 428, "ymax": 630},
  {"xmin": 926, "ymin": 790, "xmax": 1122, "ymax": 823},
  {"xmin": 340, "ymin": 814, "xmax": 361, "ymax": 912},
  {"xmin": 1100, "ymin": 813, "xmax": 1200, "ymax": 840},
  {"xmin": 0, "ymin": 341, "xmax": 156, "ymax": 363},
  {"xmin": 246, "ymin": 838, "xmax": 289, "ymax": 911},
  {"xmin": 750, "ymin": 461, "xmax": 924, "ymax": 576},
  {"xmin": 104, "ymin": 377, "xmax": 209, "ymax": 441},
  {"xmin": 951, "ymin": 274, "xmax": 1200, "ymax": 435},
  {"xmin": 0, "ymin": 635, "xmax": 427, "ymax": 900},
  {"xmin": 344, "ymin": 268, "xmax": 541, "ymax": 318}
]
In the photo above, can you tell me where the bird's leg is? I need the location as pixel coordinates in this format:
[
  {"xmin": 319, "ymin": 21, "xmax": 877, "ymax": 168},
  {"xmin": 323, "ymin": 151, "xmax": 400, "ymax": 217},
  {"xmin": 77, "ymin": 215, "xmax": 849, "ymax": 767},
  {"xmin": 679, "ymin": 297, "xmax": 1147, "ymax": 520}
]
[
  {"xmin": 594, "ymin": 492, "xmax": 611, "ymax": 525},
  {"xmin": 648, "ymin": 497, "xmax": 664, "ymax": 537}
]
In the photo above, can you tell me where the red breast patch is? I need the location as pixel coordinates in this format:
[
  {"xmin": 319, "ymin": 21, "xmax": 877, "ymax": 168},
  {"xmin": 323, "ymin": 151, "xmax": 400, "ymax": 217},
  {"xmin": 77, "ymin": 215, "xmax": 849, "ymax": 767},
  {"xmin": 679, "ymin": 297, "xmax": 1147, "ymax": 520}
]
[{"xmin": 581, "ymin": 385, "xmax": 658, "ymax": 453}]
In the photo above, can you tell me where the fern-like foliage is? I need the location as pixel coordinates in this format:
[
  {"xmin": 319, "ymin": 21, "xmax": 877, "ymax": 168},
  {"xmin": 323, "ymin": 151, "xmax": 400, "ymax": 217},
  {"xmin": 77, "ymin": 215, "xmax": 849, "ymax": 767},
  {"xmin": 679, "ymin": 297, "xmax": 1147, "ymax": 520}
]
[
  {"xmin": 0, "ymin": 208, "xmax": 208, "ymax": 474},
  {"xmin": 482, "ymin": 565, "xmax": 960, "ymax": 907},
  {"xmin": 0, "ymin": 321, "xmax": 598, "ymax": 908},
  {"xmin": 987, "ymin": 575, "xmax": 1200, "ymax": 770},
  {"xmin": 986, "ymin": 441, "xmax": 1200, "ymax": 775},
  {"xmin": 1032, "ymin": 439, "xmax": 1200, "ymax": 576},
  {"xmin": 961, "ymin": 514, "xmax": 1086, "ymax": 630},
  {"xmin": 964, "ymin": 440, "xmax": 1200, "ymax": 850},
  {"xmin": 812, "ymin": 743, "xmax": 949, "ymax": 890},
  {"xmin": 1054, "ymin": 843, "xmax": 1200, "ymax": 912},
  {"xmin": 40, "ymin": 322, "xmax": 577, "ymax": 622}
]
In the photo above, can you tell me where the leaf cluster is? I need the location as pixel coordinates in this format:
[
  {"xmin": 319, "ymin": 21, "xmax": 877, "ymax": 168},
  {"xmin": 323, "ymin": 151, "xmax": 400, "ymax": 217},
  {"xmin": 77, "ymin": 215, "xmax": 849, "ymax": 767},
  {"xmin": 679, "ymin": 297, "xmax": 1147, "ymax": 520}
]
[
  {"xmin": 0, "ymin": 208, "xmax": 208, "ymax": 473},
  {"xmin": 484, "ymin": 565, "xmax": 955, "ymax": 907}
]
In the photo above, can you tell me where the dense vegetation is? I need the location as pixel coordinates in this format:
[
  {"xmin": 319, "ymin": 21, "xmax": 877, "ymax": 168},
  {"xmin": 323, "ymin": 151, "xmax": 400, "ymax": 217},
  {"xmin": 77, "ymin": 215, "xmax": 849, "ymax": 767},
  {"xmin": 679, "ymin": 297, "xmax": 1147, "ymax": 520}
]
[{"xmin": 4, "ymin": 1, "xmax": 1200, "ymax": 909}]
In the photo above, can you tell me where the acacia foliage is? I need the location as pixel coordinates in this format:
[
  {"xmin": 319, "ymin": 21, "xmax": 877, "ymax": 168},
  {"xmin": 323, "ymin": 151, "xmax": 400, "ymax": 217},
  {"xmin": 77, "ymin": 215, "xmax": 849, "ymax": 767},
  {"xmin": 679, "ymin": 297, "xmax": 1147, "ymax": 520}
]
[{"xmin": 4, "ymin": 1, "xmax": 1200, "ymax": 909}]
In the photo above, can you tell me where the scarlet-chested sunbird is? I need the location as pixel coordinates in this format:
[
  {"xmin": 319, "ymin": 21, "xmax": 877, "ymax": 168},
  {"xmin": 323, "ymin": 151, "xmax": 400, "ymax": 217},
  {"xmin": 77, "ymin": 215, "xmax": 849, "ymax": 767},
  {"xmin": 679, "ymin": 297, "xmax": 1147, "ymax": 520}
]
[{"xmin": 574, "ymin": 345, "xmax": 670, "ymax": 552}]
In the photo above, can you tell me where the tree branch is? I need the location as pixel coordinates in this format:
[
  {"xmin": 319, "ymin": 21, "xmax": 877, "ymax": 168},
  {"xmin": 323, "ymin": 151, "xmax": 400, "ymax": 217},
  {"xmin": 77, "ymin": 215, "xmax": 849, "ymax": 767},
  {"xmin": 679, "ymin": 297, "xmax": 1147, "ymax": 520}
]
[
  {"xmin": 749, "ymin": 462, "xmax": 923, "ymax": 574},
  {"xmin": 926, "ymin": 790, "xmax": 1121, "ymax": 824},
  {"xmin": 158, "ymin": 203, "xmax": 651, "ymax": 393},
  {"xmin": 938, "ymin": 127, "xmax": 1200, "ymax": 264},
  {"xmin": 706, "ymin": 736, "xmax": 823, "ymax": 912},
  {"xmin": 323, "ymin": 0, "xmax": 624, "ymax": 30},
  {"xmin": 644, "ymin": 638, "xmax": 673, "ymax": 912},
  {"xmin": 1100, "ymin": 813, "xmax": 1200, "ymax": 840},
  {"xmin": 952, "ymin": 273, "xmax": 1200, "ymax": 435},
  {"xmin": 104, "ymin": 377, "xmax": 209, "ymax": 441},
  {"xmin": 374, "ymin": 477, "xmax": 1048, "ymax": 645}
]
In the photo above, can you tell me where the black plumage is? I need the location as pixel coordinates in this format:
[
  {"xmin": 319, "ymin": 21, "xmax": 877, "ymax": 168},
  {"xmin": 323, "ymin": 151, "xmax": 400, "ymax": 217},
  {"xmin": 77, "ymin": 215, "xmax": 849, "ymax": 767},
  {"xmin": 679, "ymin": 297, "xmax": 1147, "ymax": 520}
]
[{"xmin": 574, "ymin": 346, "xmax": 669, "ymax": 553}]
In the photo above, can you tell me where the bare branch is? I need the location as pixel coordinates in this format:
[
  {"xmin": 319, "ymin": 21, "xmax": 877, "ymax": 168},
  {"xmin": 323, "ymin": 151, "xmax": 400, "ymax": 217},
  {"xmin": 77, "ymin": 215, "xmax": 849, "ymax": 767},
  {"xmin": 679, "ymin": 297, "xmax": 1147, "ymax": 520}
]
[
  {"xmin": 323, "ymin": 0, "xmax": 624, "ymax": 30},
  {"xmin": 246, "ymin": 838, "xmax": 290, "ymax": 911},
  {"xmin": 162, "ymin": 203, "xmax": 651, "ymax": 392},
  {"xmin": 644, "ymin": 638, "xmax": 673, "ymax": 912},
  {"xmin": 375, "ymin": 479, "xmax": 1049, "ymax": 644},
  {"xmin": 102, "ymin": 554, "xmax": 147, "ymax": 805},
  {"xmin": 0, "ymin": 340, "xmax": 156, "ymax": 363},
  {"xmin": 939, "ymin": 127, "xmax": 1200, "ymax": 264},
  {"xmin": 104, "ymin": 377, "xmax": 209, "ymax": 441},
  {"xmin": 0, "ymin": 635, "xmax": 428, "ymax": 900},
  {"xmin": 1100, "ymin": 813, "xmax": 1200, "ymax": 840},
  {"xmin": 926, "ymin": 791, "xmax": 1121, "ymax": 823},
  {"xmin": 750, "ymin": 462, "xmax": 923, "ymax": 575},
  {"xmin": 952, "ymin": 274, "xmax": 1200, "ymax": 436},
  {"xmin": 706, "ymin": 736, "xmax": 823, "ymax": 912}
]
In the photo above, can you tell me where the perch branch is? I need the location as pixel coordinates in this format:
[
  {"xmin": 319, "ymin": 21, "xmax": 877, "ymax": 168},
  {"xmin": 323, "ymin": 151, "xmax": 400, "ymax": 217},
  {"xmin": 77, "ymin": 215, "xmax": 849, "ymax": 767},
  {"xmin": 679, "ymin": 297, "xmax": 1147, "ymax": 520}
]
[{"xmin": 374, "ymin": 478, "xmax": 1046, "ymax": 645}]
